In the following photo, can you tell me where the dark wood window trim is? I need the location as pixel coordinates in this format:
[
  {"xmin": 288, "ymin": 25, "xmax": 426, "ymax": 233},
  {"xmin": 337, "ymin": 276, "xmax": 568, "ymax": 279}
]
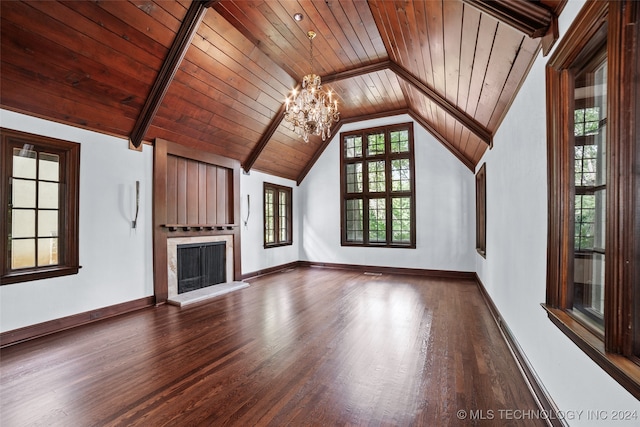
[
  {"xmin": 263, "ymin": 182, "xmax": 292, "ymax": 248},
  {"xmin": 1, "ymin": 128, "xmax": 80, "ymax": 285},
  {"xmin": 476, "ymin": 163, "xmax": 487, "ymax": 258},
  {"xmin": 340, "ymin": 122, "xmax": 416, "ymax": 248},
  {"xmin": 544, "ymin": 0, "xmax": 640, "ymax": 399}
]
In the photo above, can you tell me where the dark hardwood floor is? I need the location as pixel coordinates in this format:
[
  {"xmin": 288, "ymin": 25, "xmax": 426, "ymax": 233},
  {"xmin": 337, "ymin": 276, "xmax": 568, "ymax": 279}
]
[{"xmin": 0, "ymin": 267, "xmax": 544, "ymax": 426}]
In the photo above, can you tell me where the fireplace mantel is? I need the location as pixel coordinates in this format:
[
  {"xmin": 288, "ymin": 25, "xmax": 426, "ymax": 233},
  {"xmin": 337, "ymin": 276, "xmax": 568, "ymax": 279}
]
[{"xmin": 162, "ymin": 224, "xmax": 237, "ymax": 232}]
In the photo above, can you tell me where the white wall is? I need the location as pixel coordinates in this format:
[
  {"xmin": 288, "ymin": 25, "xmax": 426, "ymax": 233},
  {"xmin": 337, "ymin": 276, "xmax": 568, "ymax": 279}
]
[
  {"xmin": 240, "ymin": 170, "xmax": 299, "ymax": 275},
  {"xmin": 300, "ymin": 114, "xmax": 476, "ymax": 272},
  {"xmin": 0, "ymin": 110, "xmax": 154, "ymax": 332},
  {"xmin": 5, "ymin": 4, "xmax": 638, "ymax": 416},
  {"xmin": 475, "ymin": 0, "xmax": 640, "ymax": 423}
]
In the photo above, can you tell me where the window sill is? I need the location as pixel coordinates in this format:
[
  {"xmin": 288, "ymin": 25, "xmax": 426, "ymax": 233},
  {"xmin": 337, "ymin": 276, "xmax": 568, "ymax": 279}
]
[
  {"xmin": 541, "ymin": 304, "xmax": 640, "ymax": 400},
  {"xmin": 340, "ymin": 242, "xmax": 416, "ymax": 249},
  {"xmin": 1, "ymin": 265, "xmax": 80, "ymax": 285},
  {"xmin": 264, "ymin": 242, "xmax": 293, "ymax": 249}
]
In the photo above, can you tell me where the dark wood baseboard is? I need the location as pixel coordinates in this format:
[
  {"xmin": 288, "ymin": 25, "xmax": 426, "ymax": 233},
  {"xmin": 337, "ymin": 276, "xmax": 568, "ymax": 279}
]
[
  {"xmin": 243, "ymin": 260, "xmax": 476, "ymax": 281},
  {"xmin": 300, "ymin": 260, "xmax": 476, "ymax": 280},
  {"xmin": 474, "ymin": 274, "xmax": 564, "ymax": 427},
  {"xmin": 0, "ymin": 296, "xmax": 155, "ymax": 348},
  {"xmin": 241, "ymin": 261, "xmax": 301, "ymax": 280}
]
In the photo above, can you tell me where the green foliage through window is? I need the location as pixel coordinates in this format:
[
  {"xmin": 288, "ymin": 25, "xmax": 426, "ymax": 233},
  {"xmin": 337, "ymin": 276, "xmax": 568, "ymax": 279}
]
[
  {"xmin": 264, "ymin": 183, "xmax": 292, "ymax": 247},
  {"xmin": 367, "ymin": 133, "xmax": 385, "ymax": 156},
  {"xmin": 344, "ymin": 135, "xmax": 362, "ymax": 159},
  {"xmin": 390, "ymin": 130, "xmax": 409, "ymax": 153},
  {"xmin": 574, "ymin": 107, "xmax": 600, "ymax": 137},
  {"xmin": 341, "ymin": 123, "xmax": 415, "ymax": 247},
  {"xmin": 368, "ymin": 161, "xmax": 385, "ymax": 192}
]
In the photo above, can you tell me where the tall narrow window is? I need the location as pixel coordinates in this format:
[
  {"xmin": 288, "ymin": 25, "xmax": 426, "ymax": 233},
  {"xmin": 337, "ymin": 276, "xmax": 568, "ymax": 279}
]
[
  {"xmin": 572, "ymin": 54, "xmax": 607, "ymax": 328},
  {"xmin": 1, "ymin": 129, "xmax": 80, "ymax": 284},
  {"xmin": 263, "ymin": 183, "xmax": 292, "ymax": 247},
  {"xmin": 340, "ymin": 123, "xmax": 416, "ymax": 248},
  {"xmin": 545, "ymin": 0, "xmax": 639, "ymax": 398}
]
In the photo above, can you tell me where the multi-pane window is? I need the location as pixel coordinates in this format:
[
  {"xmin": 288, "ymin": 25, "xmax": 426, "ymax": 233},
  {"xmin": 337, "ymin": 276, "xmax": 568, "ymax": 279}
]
[
  {"xmin": 11, "ymin": 148, "xmax": 60, "ymax": 269},
  {"xmin": 340, "ymin": 123, "xmax": 415, "ymax": 247},
  {"xmin": 1, "ymin": 128, "xmax": 80, "ymax": 284},
  {"xmin": 264, "ymin": 183, "xmax": 292, "ymax": 247},
  {"xmin": 572, "ymin": 61, "xmax": 607, "ymax": 327},
  {"xmin": 545, "ymin": 0, "xmax": 639, "ymax": 398}
]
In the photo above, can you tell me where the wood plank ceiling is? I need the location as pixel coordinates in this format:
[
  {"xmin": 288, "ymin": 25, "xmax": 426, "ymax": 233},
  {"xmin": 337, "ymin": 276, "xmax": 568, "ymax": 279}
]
[{"xmin": 0, "ymin": 0, "xmax": 566, "ymax": 182}]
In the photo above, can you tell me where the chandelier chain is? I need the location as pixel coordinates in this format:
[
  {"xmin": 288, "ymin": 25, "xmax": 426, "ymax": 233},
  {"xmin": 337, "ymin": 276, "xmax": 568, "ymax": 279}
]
[{"xmin": 309, "ymin": 32, "xmax": 313, "ymax": 74}]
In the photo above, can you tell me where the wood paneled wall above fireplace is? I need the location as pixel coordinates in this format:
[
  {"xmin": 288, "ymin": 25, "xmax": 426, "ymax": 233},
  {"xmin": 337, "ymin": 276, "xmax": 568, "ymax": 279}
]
[{"xmin": 153, "ymin": 138, "xmax": 241, "ymax": 304}]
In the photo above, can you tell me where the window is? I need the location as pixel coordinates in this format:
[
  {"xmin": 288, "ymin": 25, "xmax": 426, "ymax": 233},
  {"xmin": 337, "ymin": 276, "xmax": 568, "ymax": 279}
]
[
  {"xmin": 475, "ymin": 163, "xmax": 486, "ymax": 258},
  {"xmin": 573, "ymin": 67, "xmax": 607, "ymax": 327},
  {"xmin": 545, "ymin": 0, "xmax": 639, "ymax": 398},
  {"xmin": 1, "ymin": 128, "xmax": 80, "ymax": 284},
  {"xmin": 340, "ymin": 123, "xmax": 415, "ymax": 247},
  {"xmin": 263, "ymin": 183, "xmax": 292, "ymax": 247}
]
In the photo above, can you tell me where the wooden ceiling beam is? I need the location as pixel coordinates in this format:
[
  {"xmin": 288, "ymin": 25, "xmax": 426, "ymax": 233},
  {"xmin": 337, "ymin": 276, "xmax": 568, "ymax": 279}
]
[
  {"xmin": 242, "ymin": 102, "xmax": 288, "ymax": 173},
  {"xmin": 242, "ymin": 60, "xmax": 392, "ymax": 173},
  {"xmin": 296, "ymin": 108, "xmax": 410, "ymax": 185},
  {"xmin": 463, "ymin": 0, "xmax": 562, "ymax": 55},
  {"xmin": 129, "ymin": 0, "xmax": 217, "ymax": 149},
  {"xmin": 462, "ymin": 0, "xmax": 555, "ymax": 39},
  {"xmin": 295, "ymin": 105, "xmax": 477, "ymax": 184},
  {"xmin": 388, "ymin": 61, "xmax": 492, "ymax": 146},
  {"xmin": 320, "ymin": 60, "xmax": 392, "ymax": 84},
  {"xmin": 248, "ymin": 58, "xmax": 491, "ymax": 178},
  {"xmin": 407, "ymin": 110, "xmax": 475, "ymax": 172}
]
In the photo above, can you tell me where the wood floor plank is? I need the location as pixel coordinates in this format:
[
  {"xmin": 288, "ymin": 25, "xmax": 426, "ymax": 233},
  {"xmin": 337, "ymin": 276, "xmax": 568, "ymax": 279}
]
[{"xmin": 0, "ymin": 267, "xmax": 544, "ymax": 426}]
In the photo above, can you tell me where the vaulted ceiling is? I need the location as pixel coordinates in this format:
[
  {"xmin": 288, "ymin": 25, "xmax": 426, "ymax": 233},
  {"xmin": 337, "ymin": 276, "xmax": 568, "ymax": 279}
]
[{"xmin": 1, "ymin": 0, "xmax": 565, "ymax": 183}]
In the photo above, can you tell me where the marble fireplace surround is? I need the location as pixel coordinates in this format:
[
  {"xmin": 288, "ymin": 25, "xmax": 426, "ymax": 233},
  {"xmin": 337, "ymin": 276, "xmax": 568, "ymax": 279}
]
[{"xmin": 166, "ymin": 235, "xmax": 234, "ymax": 299}]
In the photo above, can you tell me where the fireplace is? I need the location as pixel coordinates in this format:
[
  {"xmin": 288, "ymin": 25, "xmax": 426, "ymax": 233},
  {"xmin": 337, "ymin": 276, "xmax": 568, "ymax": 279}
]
[
  {"xmin": 177, "ymin": 241, "xmax": 226, "ymax": 294},
  {"xmin": 167, "ymin": 235, "xmax": 234, "ymax": 298}
]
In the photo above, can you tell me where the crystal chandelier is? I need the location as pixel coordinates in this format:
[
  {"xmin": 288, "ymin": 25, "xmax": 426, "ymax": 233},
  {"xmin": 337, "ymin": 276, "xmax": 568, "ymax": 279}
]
[{"xmin": 284, "ymin": 30, "xmax": 339, "ymax": 143}]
